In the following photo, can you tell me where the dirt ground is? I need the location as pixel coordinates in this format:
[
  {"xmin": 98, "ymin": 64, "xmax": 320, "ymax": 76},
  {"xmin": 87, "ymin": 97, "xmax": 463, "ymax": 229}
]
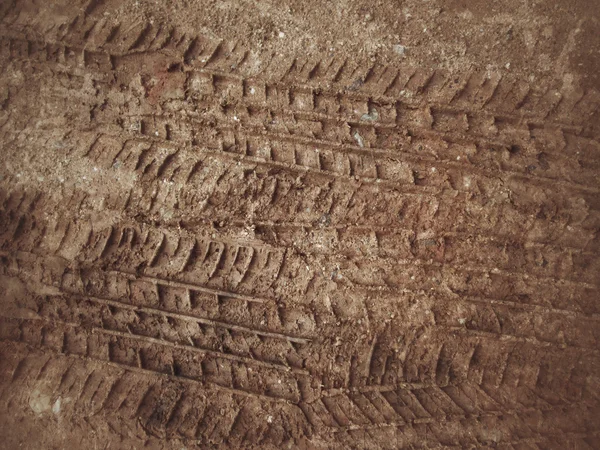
[{"xmin": 0, "ymin": 0, "xmax": 599, "ymax": 448}]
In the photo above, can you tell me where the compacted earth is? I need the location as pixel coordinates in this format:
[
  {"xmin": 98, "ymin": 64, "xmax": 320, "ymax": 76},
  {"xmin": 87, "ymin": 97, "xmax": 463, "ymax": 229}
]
[{"xmin": 0, "ymin": 0, "xmax": 599, "ymax": 448}]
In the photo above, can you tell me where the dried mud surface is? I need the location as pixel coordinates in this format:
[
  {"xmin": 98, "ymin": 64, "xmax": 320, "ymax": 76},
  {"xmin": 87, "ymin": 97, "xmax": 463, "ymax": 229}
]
[{"xmin": 0, "ymin": 0, "xmax": 599, "ymax": 448}]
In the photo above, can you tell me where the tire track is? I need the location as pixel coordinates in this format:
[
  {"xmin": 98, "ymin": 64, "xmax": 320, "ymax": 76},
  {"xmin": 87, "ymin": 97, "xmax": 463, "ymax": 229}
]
[
  {"xmin": 1, "ymin": 3, "xmax": 599, "ymax": 448},
  {"xmin": 2, "ymin": 13, "xmax": 599, "ymax": 133},
  {"xmin": 3, "ymin": 34, "xmax": 599, "ymax": 190}
]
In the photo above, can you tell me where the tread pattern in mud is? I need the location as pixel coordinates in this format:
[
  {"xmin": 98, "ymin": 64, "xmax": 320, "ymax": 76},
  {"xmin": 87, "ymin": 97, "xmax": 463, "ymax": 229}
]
[{"xmin": 0, "ymin": 5, "xmax": 599, "ymax": 449}]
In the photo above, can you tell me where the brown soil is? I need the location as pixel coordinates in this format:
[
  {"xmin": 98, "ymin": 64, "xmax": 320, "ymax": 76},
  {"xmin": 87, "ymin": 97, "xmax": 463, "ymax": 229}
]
[{"xmin": 0, "ymin": 0, "xmax": 599, "ymax": 448}]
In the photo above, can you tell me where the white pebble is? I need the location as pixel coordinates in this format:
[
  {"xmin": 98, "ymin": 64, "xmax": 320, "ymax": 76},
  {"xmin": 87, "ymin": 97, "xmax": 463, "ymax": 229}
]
[
  {"xmin": 52, "ymin": 398, "xmax": 61, "ymax": 414},
  {"xmin": 393, "ymin": 44, "xmax": 406, "ymax": 56}
]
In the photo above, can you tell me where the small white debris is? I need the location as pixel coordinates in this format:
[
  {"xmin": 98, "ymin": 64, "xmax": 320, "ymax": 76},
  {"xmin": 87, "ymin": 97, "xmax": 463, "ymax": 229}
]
[
  {"xmin": 393, "ymin": 44, "xmax": 406, "ymax": 56},
  {"xmin": 233, "ymin": 115, "xmax": 240, "ymax": 122},
  {"xmin": 360, "ymin": 109, "xmax": 379, "ymax": 122},
  {"xmin": 249, "ymin": 87, "xmax": 256, "ymax": 95},
  {"xmin": 456, "ymin": 156, "xmax": 461, "ymax": 160},
  {"xmin": 154, "ymin": 131, "xmax": 159, "ymax": 136},
  {"xmin": 353, "ymin": 131, "xmax": 365, "ymax": 148},
  {"xmin": 505, "ymin": 62, "xmax": 511, "ymax": 69},
  {"xmin": 267, "ymin": 415, "xmax": 273, "ymax": 423},
  {"xmin": 430, "ymin": 167, "xmax": 436, "ymax": 172},
  {"xmin": 52, "ymin": 397, "xmax": 61, "ymax": 414},
  {"xmin": 458, "ymin": 318, "xmax": 466, "ymax": 325},
  {"xmin": 93, "ymin": 166, "xmax": 99, "ymax": 172},
  {"xmin": 29, "ymin": 389, "xmax": 51, "ymax": 415},
  {"xmin": 278, "ymin": 31, "xmax": 285, "ymax": 38}
]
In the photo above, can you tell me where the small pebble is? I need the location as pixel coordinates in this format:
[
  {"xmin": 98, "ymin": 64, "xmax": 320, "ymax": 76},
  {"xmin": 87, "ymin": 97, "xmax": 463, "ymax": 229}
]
[
  {"xmin": 353, "ymin": 131, "xmax": 365, "ymax": 148},
  {"xmin": 393, "ymin": 44, "xmax": 406, "ymax": 56}
]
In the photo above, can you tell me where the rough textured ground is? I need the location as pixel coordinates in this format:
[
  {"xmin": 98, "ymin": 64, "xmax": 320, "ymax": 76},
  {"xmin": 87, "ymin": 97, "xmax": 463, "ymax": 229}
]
[{"xmin": 0, "ymin": 0, "xmax": 599, "ymax": 448}]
